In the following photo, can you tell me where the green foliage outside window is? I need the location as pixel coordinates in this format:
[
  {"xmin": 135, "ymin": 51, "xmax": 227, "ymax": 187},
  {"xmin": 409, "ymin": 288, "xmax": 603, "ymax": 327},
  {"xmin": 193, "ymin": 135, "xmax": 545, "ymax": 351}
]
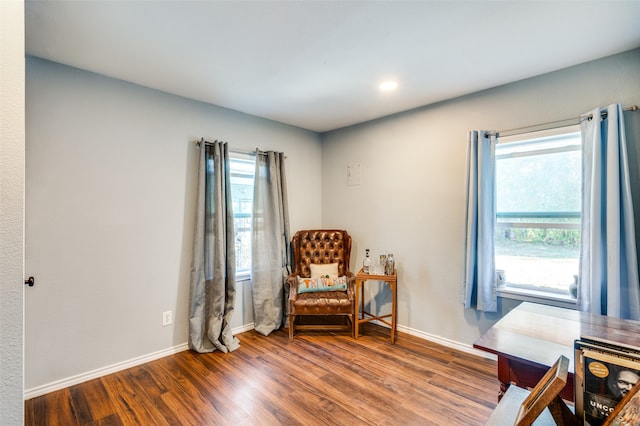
[{"xmin": 496, "ymin": 227, "xmax": 580, "ymax": 249}]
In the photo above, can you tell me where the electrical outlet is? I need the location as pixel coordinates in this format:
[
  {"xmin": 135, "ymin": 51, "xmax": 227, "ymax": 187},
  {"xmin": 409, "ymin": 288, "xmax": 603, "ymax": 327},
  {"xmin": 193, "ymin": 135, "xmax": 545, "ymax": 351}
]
[{"xmin": 162, "ymin": 310, "xmax": 172, "ymax": 326}]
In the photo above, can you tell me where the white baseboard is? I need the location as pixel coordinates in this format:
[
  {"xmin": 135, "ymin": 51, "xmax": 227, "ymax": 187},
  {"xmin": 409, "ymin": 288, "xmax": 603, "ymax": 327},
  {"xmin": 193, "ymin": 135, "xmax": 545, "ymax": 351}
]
[
  {"xmin": 24, "ymin": 321, "xmax": 494, "ymax": 400},
  {"xmin": 395, "ymin": 323, "xmax": 497, "ymax": 361},
  {"xmin": 23, "ymin": 324, "xmax": 254, "ymax": 400},
  {"xmin": 232, "ymin": 322, "xmax": 255, "ymax": 335},
  {"xmin": 24, "ymin": 343, "xmax": 189, "ymax": 400}
]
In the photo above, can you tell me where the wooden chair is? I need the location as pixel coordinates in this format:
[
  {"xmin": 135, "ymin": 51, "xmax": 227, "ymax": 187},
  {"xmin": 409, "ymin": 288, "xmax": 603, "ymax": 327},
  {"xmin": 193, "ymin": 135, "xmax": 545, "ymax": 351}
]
[
  {"xmin": 485, "ymin": 355, "xmax": 579, "ymax": 425},
  {"xmin": 286, "ymin": 230, "xmax": 355, "ymax": 340}
]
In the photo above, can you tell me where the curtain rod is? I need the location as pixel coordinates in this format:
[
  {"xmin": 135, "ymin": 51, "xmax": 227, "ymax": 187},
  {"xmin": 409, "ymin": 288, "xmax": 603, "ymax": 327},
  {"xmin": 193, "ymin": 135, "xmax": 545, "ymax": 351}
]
[
  {"xmin": 194, "ymin": 138, "xmax": 270, "ymax": 156},
  {"xmin": 488, "ymin": 104, "xmax": 639, "ymax": 138}
]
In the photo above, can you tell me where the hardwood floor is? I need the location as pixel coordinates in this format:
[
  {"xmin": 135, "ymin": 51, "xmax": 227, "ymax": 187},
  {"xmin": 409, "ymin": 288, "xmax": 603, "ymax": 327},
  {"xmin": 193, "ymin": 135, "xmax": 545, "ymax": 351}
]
[{"xmin": 25, "ymin": 324, "xmax": 499, "ymax": 425}]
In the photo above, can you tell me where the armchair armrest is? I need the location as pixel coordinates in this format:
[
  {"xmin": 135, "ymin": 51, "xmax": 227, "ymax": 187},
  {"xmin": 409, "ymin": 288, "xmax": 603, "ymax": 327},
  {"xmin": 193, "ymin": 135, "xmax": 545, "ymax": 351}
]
[
  {"xmin": 345, "ymin": 272, "xmax": 355, "ymax": 300},
  {"xmin": 287, "ymin": 274, "xmax": 298, "ymax": 301}
]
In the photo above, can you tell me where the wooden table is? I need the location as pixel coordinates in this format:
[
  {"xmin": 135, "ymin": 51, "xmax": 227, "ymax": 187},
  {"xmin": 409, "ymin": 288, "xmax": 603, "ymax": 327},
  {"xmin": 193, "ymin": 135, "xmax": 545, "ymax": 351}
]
[
  {"xmin": 354, "ymin": 268, "xmax": 397, "ymax": 344},
  {"xmin": 473, "ymin": 302, "xmax": 640, "ymax": 402}
]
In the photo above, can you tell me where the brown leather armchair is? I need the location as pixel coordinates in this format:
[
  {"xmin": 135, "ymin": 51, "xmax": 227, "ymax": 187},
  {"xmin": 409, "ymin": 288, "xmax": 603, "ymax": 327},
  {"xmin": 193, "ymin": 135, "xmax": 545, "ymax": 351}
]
[{"xmin": 286, "ymin": 230, "xmax": 356, "ymax": 340}]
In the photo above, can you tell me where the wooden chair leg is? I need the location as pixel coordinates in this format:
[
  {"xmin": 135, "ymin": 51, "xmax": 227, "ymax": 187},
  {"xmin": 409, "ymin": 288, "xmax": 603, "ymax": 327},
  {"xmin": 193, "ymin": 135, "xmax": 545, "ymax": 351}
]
[
  {"xmin": 351, "ymin": 313, "xmax": 356, "ymax": 338},
  {"xmin": 288, "ymin": 315, "xmax": 294, "ymax": 340}
]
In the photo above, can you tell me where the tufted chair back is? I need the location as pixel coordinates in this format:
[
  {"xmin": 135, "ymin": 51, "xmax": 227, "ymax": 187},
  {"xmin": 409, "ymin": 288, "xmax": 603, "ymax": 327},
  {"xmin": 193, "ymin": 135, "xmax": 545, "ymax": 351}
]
[{"xmin": 291, "ymin": 230, "xmax": 352, "ymax": 278}]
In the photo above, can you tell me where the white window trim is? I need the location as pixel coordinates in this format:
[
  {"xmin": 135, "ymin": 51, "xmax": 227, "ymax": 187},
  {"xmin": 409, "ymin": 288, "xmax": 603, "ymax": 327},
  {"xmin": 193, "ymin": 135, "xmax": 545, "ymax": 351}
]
[
  {"xmin": 498, "ymin": 124, "xmax": 581, "ymax": 144},
  {"xmin": 229, "ymin": 151, "xmax": 255, "ymax": 282},
  {"xmin": 236, "ymin": 272, "xmax": 252, "ymax": 283},
  {"xmin": 497, "ymin": 286, "xmax": 577, "ymax": 310}
]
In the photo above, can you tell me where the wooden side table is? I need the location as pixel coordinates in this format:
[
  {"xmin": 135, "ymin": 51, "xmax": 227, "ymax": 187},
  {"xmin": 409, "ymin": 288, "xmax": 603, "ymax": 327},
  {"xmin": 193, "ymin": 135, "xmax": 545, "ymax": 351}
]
[{"xmin": 354, "ymin": 268, "xmax": 397, "ymax": 344}]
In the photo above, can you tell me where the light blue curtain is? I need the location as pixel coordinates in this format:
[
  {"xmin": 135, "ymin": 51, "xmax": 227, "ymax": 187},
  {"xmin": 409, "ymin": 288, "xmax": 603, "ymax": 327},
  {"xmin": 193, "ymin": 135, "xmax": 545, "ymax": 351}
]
[
  {"xmin": 251, "ymin": 151, "xmax": 291, "ymax": 336},
  {"xmin": 579, "ymin": 104, "xmax": 640, "ymax": 320},
  {"xmin": 189, "ymin": 141, "xmax": 240, "ymax": 353},
  {"xmin": 462, "ymin": 130, "xmax": 498, "ymax": 312}
]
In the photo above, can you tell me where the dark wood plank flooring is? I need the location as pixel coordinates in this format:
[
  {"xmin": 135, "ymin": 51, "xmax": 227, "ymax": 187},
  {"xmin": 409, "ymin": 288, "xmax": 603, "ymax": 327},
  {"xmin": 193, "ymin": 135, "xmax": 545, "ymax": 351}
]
[{"xmin": 25, "ymin": 324, "xmax": 499, "ymax": 425}]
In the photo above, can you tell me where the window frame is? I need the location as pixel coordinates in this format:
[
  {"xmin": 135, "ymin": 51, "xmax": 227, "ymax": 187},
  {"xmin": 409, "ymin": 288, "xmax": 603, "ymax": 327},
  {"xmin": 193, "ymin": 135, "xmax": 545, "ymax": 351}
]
[
  {"xmin": 228, "ymin": 152, "xmax": 255, "ymax": 282},
  {"xmin": 494, "ymin": 125, "xmax": 581, "ymax": 308}
]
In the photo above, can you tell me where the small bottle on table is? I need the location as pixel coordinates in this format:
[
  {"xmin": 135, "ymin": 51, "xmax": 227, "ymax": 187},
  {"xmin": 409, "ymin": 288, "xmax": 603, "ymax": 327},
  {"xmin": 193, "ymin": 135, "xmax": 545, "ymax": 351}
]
[
  {"xmin": 385, "ymin": 253, "xmax": 394, "ymax": 275},
  {"xmin": 363, "ymin": 249, "xmax": 371, "ymax": 274}
]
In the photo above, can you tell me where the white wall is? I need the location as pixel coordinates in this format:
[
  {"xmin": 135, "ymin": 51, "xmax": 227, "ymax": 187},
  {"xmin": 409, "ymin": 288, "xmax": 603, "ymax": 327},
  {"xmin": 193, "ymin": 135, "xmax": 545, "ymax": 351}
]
[
  {"xmin": 25, "ymin": 58, "xmax": 322, "ymax": 392},
  {"xmin": 321, "ymin": 49, "xmax": 640, "ymax": 346},
  {"xmin": 0, "ymin": 0, "xmax": 25, "ymax": 422}
]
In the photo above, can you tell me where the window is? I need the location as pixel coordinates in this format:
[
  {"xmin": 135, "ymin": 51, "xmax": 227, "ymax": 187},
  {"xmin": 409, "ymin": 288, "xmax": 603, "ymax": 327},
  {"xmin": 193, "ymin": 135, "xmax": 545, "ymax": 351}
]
[
  {"xmin": 494, "ymin": 126, "xmax": 581, "ymax": 299},
  {"xmin": 229, "ymin": 153, "xmax": 255, "ymax": 279}
]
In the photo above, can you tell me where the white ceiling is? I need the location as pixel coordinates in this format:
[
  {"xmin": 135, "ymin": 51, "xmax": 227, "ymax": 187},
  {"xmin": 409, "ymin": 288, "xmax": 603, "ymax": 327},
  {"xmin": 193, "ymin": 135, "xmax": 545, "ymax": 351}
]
[{"xmin": 25, "ymin": 1, "xmax": 640, "ymax": 133}]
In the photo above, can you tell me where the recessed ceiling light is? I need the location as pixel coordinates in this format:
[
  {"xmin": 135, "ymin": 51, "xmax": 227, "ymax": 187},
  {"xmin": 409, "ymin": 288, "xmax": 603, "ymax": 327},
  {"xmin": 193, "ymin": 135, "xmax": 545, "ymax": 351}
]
[{"xmin": 379, "ymin": 81, "xmax": 398, "ymax": 91}]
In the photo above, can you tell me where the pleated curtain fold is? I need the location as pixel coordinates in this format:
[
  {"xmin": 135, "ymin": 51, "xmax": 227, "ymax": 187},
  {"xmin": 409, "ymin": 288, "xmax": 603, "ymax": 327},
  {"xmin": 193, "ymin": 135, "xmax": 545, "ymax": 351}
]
[
  {"xmin": 579, "ymin": 104, "xmax": 640, "ymax": 320},
  {"xmin": 189, "ymin": 141, "xmax": 240, "ymax": 353},
  {"xmin": 461, "ymin": 130, "xmax": 498, "ymax": 312},
  {"xmin": 251, "ymin": 151, "xmax": 291, "ymax": 336}
]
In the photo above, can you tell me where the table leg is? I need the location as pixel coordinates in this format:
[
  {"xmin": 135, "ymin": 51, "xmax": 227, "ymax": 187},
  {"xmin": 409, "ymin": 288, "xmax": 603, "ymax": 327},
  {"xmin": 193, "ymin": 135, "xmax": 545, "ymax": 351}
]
[
  {"xmin": 497, "ymin": 356, "xmax": 511, "ymax": 401},
  {"xmin": 354, "ymin": 279, "xmax": 361, "ymax": 339},
  {"xmin": 498, "ymin": 382, "xmax": 509, "ymax": 401},
  {"xmin": 391, "ymin": 280, "xmax": 397, "ymax": 344},
  {"xmin": 360, "ymin": 281, "xmax": 365, "ymax": 320}
]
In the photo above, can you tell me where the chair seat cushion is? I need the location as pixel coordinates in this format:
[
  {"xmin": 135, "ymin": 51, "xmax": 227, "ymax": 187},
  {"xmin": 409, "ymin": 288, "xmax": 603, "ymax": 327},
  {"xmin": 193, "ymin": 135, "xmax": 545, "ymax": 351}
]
[
  {"xmin": 297, "ymin": 275, "xmax": 348, "ymax": 293},
  {"xmin": 292, "ymin": 290, "xmax": 353, "ymax": 315}
]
